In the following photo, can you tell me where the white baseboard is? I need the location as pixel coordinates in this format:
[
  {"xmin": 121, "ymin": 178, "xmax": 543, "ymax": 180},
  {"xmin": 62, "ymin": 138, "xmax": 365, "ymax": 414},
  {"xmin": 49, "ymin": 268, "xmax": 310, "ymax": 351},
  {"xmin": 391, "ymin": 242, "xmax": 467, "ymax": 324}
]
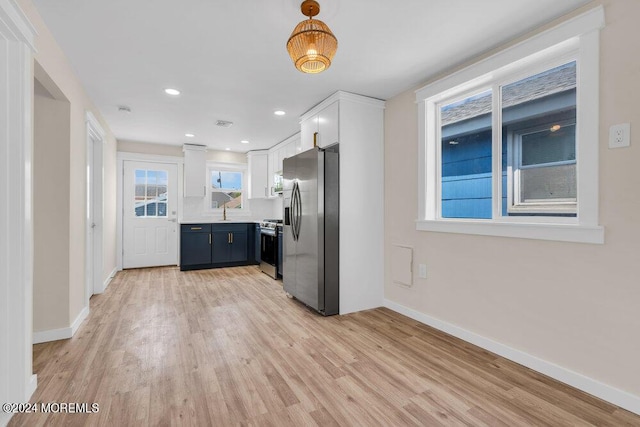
[
  {"xmin": 106, "ymin": 267, "xmax": 117, "ymax": 287},
  {"xmin": 97, "ymin": 267, "xmax": 117, "ymax": 294},
  {"xmin": 33, "ymin": 306, "xmax": 90, "ymax": 344},
  {"xmin": 33, "ymin": 326, "xmax": 72, "ymax": 344},
  {"xmin": 27, "ymin": 374, "xmax": 37, "ymax": 400},
  {"xmin": 70, "ymin": 306, "xmax": 89, "ymax": 336},
  {"xmin": 384, "ymin": 299, "xmax": 640, "ymax": 416}
]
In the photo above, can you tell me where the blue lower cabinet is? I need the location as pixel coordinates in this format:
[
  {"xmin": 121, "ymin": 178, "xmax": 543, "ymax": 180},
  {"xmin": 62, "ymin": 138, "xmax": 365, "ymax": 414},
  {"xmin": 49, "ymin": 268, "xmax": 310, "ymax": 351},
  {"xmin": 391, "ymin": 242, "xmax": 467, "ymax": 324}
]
[
  {"xmin": 180, "ymin": 223, "xmax": 257, "ymax": 271},
  {"xmin": 211, "ymin": 228, "xmax": 248, "ymax": 264},
  {"xmin": 229, "ymin": 231, "xmax": 248, "ymax": 262},
  {"xmin": 180, "ymin": 224, "xmax": 212, "ymax": 269}
]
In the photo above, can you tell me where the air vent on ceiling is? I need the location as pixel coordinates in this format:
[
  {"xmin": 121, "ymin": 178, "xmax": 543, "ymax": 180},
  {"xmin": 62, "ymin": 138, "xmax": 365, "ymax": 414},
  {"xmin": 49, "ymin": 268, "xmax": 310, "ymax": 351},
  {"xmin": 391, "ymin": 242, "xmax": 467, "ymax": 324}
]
[{"xmin": 216, "ymin": 120, "xmax": 233, "ymax": 128}]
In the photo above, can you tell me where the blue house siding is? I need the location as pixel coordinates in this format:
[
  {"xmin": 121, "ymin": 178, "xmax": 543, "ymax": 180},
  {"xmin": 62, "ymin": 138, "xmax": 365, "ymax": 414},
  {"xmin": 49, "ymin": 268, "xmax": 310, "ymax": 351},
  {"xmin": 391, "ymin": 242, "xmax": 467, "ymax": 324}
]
[{"xmin": 441, "ymin": 128, "xmax": 492, "ymax": 219}]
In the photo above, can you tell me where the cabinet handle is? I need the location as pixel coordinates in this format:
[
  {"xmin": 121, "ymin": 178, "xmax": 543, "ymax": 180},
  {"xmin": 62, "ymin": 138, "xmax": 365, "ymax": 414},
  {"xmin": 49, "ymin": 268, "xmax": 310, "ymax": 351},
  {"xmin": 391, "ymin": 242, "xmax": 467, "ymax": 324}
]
[
  {"xmin": 203, "ymin": 185, "xmax": 206, "ymax": 196},
  {"xmin": 209, "ymin": 233, "xmax": 212, "ymax": 245},
  {"xmin": 313, "ymin": 132, "xmax": 318, "ymax": 147},
  {"xmin": 191, "ymin": 227, "xmax": 202, "ymax": 230},
  {"xmin": 228, "ymin": 232, "xmax": 231, "ymax": 244},
  {"xmin": 231, "ymin": 233, "xmax": 233, "ymax": 243},
  {"xmin": 265, "ymin": 187, "xmax": 267, "ymax": 197}
]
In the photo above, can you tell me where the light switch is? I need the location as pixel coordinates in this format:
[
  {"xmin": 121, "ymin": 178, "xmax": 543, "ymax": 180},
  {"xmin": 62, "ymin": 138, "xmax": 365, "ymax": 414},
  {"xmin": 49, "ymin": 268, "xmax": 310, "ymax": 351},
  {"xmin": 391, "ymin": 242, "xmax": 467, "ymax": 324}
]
[{"xmin": 418, "ymin": 264, "xmax": 427, "ymax": 279}]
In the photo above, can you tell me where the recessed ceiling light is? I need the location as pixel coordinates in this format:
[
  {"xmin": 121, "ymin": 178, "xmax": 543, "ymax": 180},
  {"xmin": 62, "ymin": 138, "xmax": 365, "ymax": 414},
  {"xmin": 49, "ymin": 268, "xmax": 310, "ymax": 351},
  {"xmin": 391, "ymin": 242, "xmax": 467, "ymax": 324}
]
[
  {"xmin": 185, "ymin": 133, "xmax": 195, "ymax": 138},
  {"xmin": 240, "ymin": 140, "xmax": 249, "ymax": 144},
  {"xmin": 225, "ymin": 148, "xmax": 231, "ymax": 151},
  {"xmin": 274, "ymin": 110, "xmax": 286, "ymax": 116},
  {"xmin": 164, "ymin": 88, "xmax": 180, "ymax": 96}
]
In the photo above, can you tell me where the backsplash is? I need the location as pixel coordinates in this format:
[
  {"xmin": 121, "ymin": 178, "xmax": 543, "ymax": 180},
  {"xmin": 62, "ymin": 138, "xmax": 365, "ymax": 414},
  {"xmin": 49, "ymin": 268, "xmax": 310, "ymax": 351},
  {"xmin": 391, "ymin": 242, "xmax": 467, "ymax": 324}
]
[{"xmin": 181, "ymin": 196, "xmax": 282, "ymax": 221}]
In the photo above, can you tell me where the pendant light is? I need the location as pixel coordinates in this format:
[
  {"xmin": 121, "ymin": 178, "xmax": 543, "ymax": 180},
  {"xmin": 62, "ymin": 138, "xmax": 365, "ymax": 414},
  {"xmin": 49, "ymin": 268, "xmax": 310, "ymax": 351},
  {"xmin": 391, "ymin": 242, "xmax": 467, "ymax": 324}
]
[{"xmin": 286, "ymin": 0, "xmax": 338, "ymax": 74}]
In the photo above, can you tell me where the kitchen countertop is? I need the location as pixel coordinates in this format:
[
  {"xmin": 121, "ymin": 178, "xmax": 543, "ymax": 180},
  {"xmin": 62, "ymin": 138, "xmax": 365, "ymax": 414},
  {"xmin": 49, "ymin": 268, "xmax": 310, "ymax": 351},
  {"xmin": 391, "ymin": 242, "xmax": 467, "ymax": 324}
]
[{"xmin": 179, "ymin": 219, "xmax": 262, "ymax": 225}]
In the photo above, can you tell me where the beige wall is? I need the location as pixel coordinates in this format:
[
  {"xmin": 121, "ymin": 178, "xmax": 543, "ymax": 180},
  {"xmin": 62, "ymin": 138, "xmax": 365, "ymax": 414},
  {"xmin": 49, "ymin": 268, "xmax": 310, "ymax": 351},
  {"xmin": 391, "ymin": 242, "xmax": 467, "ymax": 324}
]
[
  {"xmin": 384, "ymin": 0, "xmax": 640, "ymax": 398},
  {"xmin": 19, "ymin": 0, "xmax": 118, "ymax": 330},
  {"xmin": 118, "ymin": 139, "xmax": 247, "ymax": 164},
  {"xmin": 33, "ymin": 89, "xmax": 71, "ymax": 331}
]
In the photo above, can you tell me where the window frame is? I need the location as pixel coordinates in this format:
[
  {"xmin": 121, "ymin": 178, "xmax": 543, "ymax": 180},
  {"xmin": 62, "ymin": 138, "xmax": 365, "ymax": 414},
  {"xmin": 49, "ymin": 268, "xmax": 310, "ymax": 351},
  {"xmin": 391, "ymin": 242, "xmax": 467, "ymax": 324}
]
[
  {"xmin": 205, "ymin": 162, "xmax": 248, "ymax": 214},
  {"xmin": 416, "ymin": 6, "xmax": 605, "ymax": 244}
]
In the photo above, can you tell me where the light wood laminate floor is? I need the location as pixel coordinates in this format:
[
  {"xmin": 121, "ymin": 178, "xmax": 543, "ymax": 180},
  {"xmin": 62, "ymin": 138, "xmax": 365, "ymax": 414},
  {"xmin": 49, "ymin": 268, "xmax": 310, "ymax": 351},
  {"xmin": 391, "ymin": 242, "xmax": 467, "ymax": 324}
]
[{"xmin": 10, "ymin": 266, "xmax": 640, "ymax": 426}]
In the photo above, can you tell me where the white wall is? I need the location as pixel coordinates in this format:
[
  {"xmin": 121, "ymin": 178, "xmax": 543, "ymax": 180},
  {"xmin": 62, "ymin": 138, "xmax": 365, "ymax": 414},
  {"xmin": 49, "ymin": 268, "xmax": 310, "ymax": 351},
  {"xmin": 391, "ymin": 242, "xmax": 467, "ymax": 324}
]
[
  {"xmin": 18, "ymin": 0, "xmax": 118, "ymax": 339},
  {"xmin": 33, "ymin": 84, "xmax": 71, "ymax": 332},
  {"xmin": 384, "ymin": 0, "xmax": 640, "ymax": 413}
]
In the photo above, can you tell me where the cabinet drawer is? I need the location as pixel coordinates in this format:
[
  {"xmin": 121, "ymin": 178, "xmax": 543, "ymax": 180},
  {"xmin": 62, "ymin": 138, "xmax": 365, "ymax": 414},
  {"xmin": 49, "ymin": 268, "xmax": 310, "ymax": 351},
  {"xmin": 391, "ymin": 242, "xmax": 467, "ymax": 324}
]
[
  {"xmin": 210, "ymin": 223, "xmax": 250, "ymax": 233},
  {"xmin": 181, "ymin": 224, "xmax": 212, "ymax": 233}
]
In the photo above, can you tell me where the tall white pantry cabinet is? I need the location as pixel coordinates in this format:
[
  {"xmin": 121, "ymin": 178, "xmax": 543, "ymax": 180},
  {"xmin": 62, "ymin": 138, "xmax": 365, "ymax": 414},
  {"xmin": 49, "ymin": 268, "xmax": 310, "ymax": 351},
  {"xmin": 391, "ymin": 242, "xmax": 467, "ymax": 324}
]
[{"xmin": 299, "ymin": 91, "xmax": 385, "ymax": 315}]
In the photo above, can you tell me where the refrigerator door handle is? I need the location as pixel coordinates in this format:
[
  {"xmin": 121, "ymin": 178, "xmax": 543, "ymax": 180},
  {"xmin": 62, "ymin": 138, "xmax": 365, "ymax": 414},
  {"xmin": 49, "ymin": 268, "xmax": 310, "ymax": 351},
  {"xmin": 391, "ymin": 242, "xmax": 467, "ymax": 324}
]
[
  {"xmin": 292, "ymin": 180, "xmax": 301, "ymax": 241},
  {"xmin": 290, "ymin": 182, "xmax": 298, "ymax": 241},
  {"xmin": 295, "ymin": 182, "xmax": 302, "ymax": 239}
]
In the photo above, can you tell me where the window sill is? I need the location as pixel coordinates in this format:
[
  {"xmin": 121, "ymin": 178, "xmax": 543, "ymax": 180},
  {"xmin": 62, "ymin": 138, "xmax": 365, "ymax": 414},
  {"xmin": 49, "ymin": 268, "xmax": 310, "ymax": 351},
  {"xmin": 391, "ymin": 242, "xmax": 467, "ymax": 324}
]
[{"xmin": 416, "ymin": 219, "xmax": 604, "ymax": 244}]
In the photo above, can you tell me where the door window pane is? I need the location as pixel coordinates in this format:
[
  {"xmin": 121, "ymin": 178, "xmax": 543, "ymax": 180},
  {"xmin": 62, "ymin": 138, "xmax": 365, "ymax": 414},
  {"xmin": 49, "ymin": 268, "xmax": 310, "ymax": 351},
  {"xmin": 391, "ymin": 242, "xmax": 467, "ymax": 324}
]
[{"xmin": 134, "ymin": 169, "xmax": 169, "ymax": 217}]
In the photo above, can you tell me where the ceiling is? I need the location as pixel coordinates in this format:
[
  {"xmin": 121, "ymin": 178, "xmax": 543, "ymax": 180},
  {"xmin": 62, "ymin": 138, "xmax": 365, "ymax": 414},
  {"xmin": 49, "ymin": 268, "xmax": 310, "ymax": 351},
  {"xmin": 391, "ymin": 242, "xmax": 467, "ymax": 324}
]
[{"xmin": 32, "ymin": 0, "xmax": 592, "ymax": 152}]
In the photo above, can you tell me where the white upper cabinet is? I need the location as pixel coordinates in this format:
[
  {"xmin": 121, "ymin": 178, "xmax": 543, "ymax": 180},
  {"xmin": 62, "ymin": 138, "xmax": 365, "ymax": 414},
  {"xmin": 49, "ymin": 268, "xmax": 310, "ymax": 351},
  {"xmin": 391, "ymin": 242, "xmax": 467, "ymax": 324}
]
[
  {"xmin": 318, "ymin": 101, "xmax": 339, "ymax": 148},
  {"xmin": 183, "ymin": 144, "xmax": 207, "ymax": 197},
  {"xmin": 247, "ymin": 150, "xmax": 269, "ymax": 199},
  {"xmin": 267, "ymin": 133, "xmax": 300, "ymax": 196},
  {"xmin": 300, "ymin": 100, "xmax": 339, "ymax": 150},
  {"xmin": 300, "ymin": 117, "xmax": 316, "ymax": 152}
]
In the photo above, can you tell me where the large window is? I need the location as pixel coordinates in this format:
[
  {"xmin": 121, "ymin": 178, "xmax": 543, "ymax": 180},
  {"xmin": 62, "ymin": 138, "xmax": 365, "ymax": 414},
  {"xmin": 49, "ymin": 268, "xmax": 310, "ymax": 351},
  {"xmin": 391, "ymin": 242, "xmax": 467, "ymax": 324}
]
[
  {"xmin": 416, "ymin": 7, "xmax": 604, "ymax": 243},
  {"xmin": 207, "ymin": 166, "xmax": 245, "ymax": 211}
]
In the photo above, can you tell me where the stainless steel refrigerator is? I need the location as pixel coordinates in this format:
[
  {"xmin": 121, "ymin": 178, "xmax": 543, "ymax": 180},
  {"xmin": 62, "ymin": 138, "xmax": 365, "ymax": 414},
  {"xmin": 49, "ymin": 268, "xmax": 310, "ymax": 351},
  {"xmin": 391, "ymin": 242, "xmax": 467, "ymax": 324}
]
[{"xmin": 283, "ymin": 146, "xmax": 339, "ymax": 316}]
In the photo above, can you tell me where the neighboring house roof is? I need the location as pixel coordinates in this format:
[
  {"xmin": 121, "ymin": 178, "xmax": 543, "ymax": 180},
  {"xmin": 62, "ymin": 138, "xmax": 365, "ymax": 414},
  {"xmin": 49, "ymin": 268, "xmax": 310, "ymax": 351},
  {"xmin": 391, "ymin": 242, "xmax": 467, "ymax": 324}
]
[
  {"xmin": 211, "ymin": 192, "xmax": 233, "ymax": 205},
  {"xmin": 135, "ymin": 185, "xmax": 167, "ymax": 198},
  {"xmin": 442, "ymin": 62, "xmax": 576, "ymax": 126},
  {"xmin": 225, "ymin": 196, "xmax": 242, "ymax": 209}
]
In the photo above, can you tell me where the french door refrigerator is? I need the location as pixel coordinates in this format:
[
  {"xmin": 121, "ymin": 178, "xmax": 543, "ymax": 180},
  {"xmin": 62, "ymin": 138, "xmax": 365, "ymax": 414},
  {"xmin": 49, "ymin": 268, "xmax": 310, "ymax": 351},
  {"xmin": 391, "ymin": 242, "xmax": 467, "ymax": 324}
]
[{"xmin": 283, "ymin": 146, "xmax": 339, "ymax": 316}]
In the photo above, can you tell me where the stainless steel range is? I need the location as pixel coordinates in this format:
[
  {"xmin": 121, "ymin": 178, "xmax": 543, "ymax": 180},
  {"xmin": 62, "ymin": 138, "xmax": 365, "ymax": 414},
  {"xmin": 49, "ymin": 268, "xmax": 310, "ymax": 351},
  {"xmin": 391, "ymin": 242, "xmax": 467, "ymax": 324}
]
[{"xmin": 259, "ymin": 219, "xmax": 282, "ymax": 279}]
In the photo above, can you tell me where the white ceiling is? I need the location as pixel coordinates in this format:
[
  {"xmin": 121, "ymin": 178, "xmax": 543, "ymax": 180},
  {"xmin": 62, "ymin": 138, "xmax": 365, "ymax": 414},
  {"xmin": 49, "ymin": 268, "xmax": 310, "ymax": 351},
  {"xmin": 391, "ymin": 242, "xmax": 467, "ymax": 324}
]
[{"xmin": 32, "ymin": 0, "xmax": 592, "ymax": 152}]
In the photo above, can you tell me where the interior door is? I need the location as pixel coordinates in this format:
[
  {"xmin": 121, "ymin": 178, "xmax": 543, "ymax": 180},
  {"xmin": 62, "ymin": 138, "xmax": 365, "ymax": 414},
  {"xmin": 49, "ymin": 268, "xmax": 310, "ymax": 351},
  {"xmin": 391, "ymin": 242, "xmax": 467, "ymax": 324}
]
[{"xmin": 123, "ymin": 160, "xmax": 178, "ymax": 268}]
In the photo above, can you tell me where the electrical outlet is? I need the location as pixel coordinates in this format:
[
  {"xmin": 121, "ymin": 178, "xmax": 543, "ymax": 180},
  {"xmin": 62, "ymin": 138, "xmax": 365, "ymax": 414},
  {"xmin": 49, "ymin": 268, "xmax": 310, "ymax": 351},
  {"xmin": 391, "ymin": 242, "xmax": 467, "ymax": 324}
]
[
  {"xmin": 609, "ymin": 123, "xmax": 630, "ymax": 148},
  {"xmin": 418, "ymin": 264, "xmax": 427, "ymax": 279}
]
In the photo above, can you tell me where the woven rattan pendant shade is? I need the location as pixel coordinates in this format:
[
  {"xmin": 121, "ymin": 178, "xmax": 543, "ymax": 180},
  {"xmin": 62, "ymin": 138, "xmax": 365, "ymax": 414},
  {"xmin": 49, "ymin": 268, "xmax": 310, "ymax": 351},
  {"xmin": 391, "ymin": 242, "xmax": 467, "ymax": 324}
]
[{"xmin": 287, "ymin": 1, "xmax": 337, "ymax": 74}]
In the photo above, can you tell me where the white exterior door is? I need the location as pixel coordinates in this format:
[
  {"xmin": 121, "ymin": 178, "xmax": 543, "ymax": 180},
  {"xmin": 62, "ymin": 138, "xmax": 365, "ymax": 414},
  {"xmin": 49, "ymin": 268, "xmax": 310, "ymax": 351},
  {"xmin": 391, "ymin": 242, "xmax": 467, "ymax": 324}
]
[{"xmin": 123, "ymin": 161, "xmax": 178, "ymax": 268}]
